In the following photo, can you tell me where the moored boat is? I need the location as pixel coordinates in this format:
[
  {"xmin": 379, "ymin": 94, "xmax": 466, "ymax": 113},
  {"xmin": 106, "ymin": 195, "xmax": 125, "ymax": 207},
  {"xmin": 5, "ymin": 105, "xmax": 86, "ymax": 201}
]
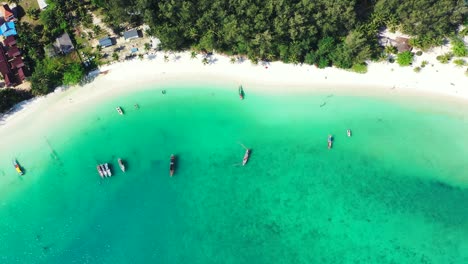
[
  {"xmin": 13, "ymin": 159, "xmax": 23, "ymax": 175},
  {"xmin": 97, "ymin": 165, "xmax": 104, "ymax": 178},
  {"xmin": 116, "ymin": 106, "xmax": 124, "ymax": 115},
  {"xmin": 347, "ymin": 129, "xmax": 352, "ymax": 137},
  {"xmin": 242, "ymin": 148, "xmax": 251, "ymax": 166},
  {"xmin": 100, "ymin": 164, "xmax": 108, "ymax": 177},
  {"xmin": 118, "ymin": 158, "xmax": 126, "ymax": 172},
  {"xmin": 105, "ymin": 163, "xmax": 112, "ymax": 177},
  {"xmin": 328, "ymin": 135, "xmax": 333, "ymax": 149},
  {"xmin": 169, "ymin": 154, "xmax": 175, "ymax": 177},
  {"xmin": 239, "ymin": 85, "xmax": 244, "ymax": 100}
]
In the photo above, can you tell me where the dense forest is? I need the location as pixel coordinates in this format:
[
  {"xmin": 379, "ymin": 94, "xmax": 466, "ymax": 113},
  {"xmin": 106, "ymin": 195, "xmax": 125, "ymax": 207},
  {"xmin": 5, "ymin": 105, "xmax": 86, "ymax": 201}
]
[
  {"xmin": 0, "ymin": 89, "xmax": 33, "ymax": 114},
  {"xmin": 93, "ymin": 0, "xmax": 467, "ymax": 68}
]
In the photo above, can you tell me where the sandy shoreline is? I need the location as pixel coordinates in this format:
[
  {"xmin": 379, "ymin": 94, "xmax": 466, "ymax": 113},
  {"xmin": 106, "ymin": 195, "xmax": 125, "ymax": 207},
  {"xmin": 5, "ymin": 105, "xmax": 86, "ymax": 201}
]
[{"xmin": 0, "ymin": 50, "xmax": 467, "ymax": 136}]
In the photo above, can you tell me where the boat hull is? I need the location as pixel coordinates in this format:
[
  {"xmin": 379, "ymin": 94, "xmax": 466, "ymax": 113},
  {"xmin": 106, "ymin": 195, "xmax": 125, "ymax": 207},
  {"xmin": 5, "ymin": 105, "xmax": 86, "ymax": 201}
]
[
  {"xmin": 169, "ymin": 155, "xmax": 175, "ymax": 177},
  {"xmin": 118, "ymin": 159, "xmax": 126, "ymax": 172}
]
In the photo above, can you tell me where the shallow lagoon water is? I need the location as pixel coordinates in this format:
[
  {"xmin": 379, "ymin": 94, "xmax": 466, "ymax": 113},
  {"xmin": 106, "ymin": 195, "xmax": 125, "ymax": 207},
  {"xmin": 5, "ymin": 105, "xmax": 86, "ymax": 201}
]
[{"xmin": 0, "ymin": 84, "xmax": 467, "ymax": 263}]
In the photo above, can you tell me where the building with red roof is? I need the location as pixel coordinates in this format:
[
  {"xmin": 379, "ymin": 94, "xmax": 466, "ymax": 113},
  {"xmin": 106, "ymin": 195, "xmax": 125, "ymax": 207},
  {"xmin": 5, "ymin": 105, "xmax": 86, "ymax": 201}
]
[
  {"xmin": 0, "ymin": 4, "xmax": 15, "ymax": 22},
  {"xmin": 4, "ymin": 35, "xmax": 16, "ymax": 47},
  {"xmin": 7, "ymin": 46, "xmax": 20, "ymax": 57},
  {"xmin": 10, "ymin": 57, "xmax": 24, "ymax": 69}
]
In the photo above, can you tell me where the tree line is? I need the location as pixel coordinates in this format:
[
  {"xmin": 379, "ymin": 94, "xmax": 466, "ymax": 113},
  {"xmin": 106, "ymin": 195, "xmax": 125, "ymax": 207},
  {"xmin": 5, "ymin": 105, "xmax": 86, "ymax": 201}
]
[{"xmin": 94, "ymin": 0, "xmax": 467, "ymax": 69}]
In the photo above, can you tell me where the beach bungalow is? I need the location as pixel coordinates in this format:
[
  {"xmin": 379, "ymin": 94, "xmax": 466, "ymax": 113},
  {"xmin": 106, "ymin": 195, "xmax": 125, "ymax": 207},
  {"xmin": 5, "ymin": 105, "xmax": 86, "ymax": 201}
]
[
  {"xmin": 54, "ymin": 32, "xmax": 75, "ymax": 54},
  {"xmin": 394, "ymin": 37, "xmax": 412, "ymax": 53},
  {"xmin": 7, "ymin": 46, "xmax": 20, "ymax": 58},
  {"xmin": 37, "ymin": 0, "xmax": 48, "ymax": 10},
  {"xmin": 17, "ymin": 67, "xmax": 26, "ymax": 81},
  {"xmin": 98, "ymin": 36, "xmax": 114, "ymax": 48},
  {"xmin": 10, "ymin": 57, "xmax": 24, "ymax": 69},
  {"xmin": 123, "ymin": 29, "xmax": 140, "ymax": 41},
  {"xmin": 0, "ymin": 4, "xmax": 15, "ymax": 22},
  {"xmin": 0, "ymin": 22, "xmax": 17, "ymax": 37},
  {"xmin": 3, "ymin": 35, "xmax": 16, "ymax": 47},
  {"xmin": 3, "ymin": 72, "xmax": 12, "ymax": 87}
]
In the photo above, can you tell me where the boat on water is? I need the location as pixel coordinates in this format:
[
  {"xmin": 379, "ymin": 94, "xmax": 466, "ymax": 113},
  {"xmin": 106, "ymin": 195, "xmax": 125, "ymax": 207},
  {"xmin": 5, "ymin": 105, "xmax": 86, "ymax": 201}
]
[
  {"xmin": 105, "ymin": 163, "xmax": 112, "ymax": 177},
  {"xmin": 100, "ymin": 164, "xmax": 108, "ymax": 177},
  {"xmin": 118, "ymin": 158, "xmax": 126, "ymax": 172},
  {"xmin": 242, "ymin": 148, "xmax": 251, "ymax": 166},
  {"xmin": 13, "ymin": 159, "xmax": 23, "ymax": 175},
  {"xmin": 239, "ymin": 85, "xmax": 244, "ymax": 100},
  {"xmin": 116, "ymin": 106, "xmax": 124, "ymax": 115},
  {"xmin": 97, "ymin": 165, "xmax": 104, "ymax": 178},
  {"xmin": 169, "ymin": 154, "xmax": 175, "ymax": 177},
  {"xmin": 347, "ymin": 129, "xmax": 352, "ymax": 137},
  {"xmin": 328, "ymin": 135, "xmax": 333, "ymax": 149}
]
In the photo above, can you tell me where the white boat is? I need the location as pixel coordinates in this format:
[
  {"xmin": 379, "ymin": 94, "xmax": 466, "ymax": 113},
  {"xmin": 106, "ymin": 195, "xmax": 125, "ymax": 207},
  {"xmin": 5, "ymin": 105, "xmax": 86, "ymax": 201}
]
[
  {"xmin": 105, "ymin": 163, "xmax": 112, "ymax": 177},
  {"xmin": 118, "ymin": 158, "xmax": 126, "ymax": 172},
  {"xmin": 116, "ymin": 107, "xmax": 124, "ymax": 115},
  {"xmin": 100, "ymin": 164, "xmax": 108, "ymax": 177},
  {"xmin": 347, "ymin": 129, "xmax": 352, "ymax": 137},
  {"xmin": 97, "ymin": 165, "xmax": 104, "ymax": 178}
]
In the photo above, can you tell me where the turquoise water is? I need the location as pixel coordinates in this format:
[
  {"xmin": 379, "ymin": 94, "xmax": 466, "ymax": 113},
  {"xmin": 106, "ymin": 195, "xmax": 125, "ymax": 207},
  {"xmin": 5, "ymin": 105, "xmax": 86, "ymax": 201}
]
[{"xmin": 0, "ymin": 84, "xmax": 468, "ymax": 263}]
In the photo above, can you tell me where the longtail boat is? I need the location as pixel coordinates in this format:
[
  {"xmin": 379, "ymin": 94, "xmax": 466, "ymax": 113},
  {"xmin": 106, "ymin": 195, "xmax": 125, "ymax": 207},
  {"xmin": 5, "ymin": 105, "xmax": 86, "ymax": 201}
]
[
  {"xmin": 13, "ymin": 159, "xmax": 23, "ymax": 175},
  {"xmin": 242, "ymin": 148, "xmax": 251, "ymax": 166},
  {"xmin": 118, "ymin": 158, "xmax": 126, "ymax": 172},
  {"xmin": 116, "ymin": 106, "xmax": 124, "ymax": 115},
  {"xmin": 97, "ymin": 165, "xmax": 104, "ymax": 178},
  {"xmin": 239, "ymin": 85, "xmax": 244, "ymax": 100},
  {"xmin": 328, "ymin": 135, "xmax": 333, "ymax": 149},
  {"xmin": 100, "ymin": 164, "xmax": 108, "ymax": 177},
  {"xmin": 347, "ymin": 129, "xmax": 352, "ymax": 137},
  {"xmin": 169, "ymin": 154, "xmax": 175, "ymax": 177},
  {"xmin": 104, "ymin": 163, "xmax": 112, "ymax": 177}
]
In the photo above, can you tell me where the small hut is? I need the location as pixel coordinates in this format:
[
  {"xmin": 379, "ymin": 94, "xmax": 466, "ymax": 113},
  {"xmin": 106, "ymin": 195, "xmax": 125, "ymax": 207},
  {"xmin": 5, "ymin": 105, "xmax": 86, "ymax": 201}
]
[{"xmin": 395, "ymin": 37, "xmax": 412, "ymax": 53}]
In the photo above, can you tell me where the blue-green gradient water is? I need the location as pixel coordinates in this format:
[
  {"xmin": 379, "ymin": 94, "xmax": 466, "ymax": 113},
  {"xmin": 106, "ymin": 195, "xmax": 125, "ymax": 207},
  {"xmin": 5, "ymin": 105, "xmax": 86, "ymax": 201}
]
[{"xmin": 1, "ymin": 84, "xmax": 468, "ymax": 263}]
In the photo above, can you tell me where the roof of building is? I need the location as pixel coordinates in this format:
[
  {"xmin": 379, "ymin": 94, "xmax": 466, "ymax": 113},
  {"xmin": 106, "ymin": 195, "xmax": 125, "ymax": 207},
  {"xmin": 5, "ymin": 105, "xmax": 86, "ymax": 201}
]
[
  {"xmin": 7, "ymin": 46, "xmax": 20, "ymax": 58},
  {"xmin": 395, "ymin": 37, "xmax": 411, "ymax": 52},
  {"xmin": 17, "ymin": 67, "xmax": 26, "ymax": 80},
  {"xmin": 99, "ymin": 37, "xmax": 113, "ymax": 47},
  {"xmin": 37, "ymin": 0, "xmax": 48, "ymax": 10},
  {"xmin": 0, "ymin": 4, "xmax": 14, "ymax": 21},
  {"xmin": 4, "ymin": 35, "xmax": 16, "ymax": 46},
  {"xmin": 0, "ymin": 22, "xmax": 17, "ymax": 37},
  {"xmin": 123, "ymin": 29, "xmax": 139, "ymax": 40},
  {"xmin": 0, "ymin": 46, "xmax": 8, "ymax": 62},
  {"xmin": 0, "ymin": 61, "xmax": 9, "ymax": 75},
  {"xmin": 55, "ymin": 32, "xmax": 75, "ymax": 54},
  {"xmin": 4, "ymin": 72, "xmax": 11, "ymax": 86},
  {"xmin": 10, "ymin": 57, "xmax": 24, "ymax": 69}
]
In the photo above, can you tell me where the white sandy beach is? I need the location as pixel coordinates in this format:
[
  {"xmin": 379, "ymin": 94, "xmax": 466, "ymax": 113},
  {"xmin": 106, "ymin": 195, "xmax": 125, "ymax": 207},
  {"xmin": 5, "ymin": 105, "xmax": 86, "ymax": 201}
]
[{"xmin": 1, "ymin": 49, "xmax": 468, "ymax": 138}]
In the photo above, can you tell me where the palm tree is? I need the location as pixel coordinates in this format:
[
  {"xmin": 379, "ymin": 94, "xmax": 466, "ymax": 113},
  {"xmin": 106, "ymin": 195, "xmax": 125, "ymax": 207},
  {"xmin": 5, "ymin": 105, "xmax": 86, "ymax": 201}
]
[
  {"xmin": 164, "ymin": 55, "xmax": 169, "ymax": 62},
  {"xmin": 190, "ymin": 51, "xmax": 197, "ymax": 59},
  {"xmin": 230, "ymin": 57, "xmax": 236, "ymax": 64},
  {"xmin": 202, "ymin": 57, "xmax": 209, "ymax": 65}
]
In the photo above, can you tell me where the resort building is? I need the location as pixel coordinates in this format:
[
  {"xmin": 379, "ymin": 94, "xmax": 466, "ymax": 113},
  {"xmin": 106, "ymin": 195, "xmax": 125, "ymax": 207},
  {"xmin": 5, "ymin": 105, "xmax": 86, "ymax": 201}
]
[
  {"xmin": 3, "ymin": 35, "xmax": 16, "ymax": 47},
  {"xmin": 123, "ymin": 29, "xmax": 140, "ymax": 41},
  {"xmin": 394, "ymin": 37, "xmax": 412, "ymax": 52},
  {"xmin": 99, "ymin": 36, "xmax": 114, "ymax": 48},
  {"xmin": 54, "ymin": 32, "xmax": 75, "ymax": 54},
  {"xmin": 0, "ymin": 36, "xmax": 27, "ymax": 87},
  {"xmin": 0, "ymin": 4, "xmax": 15, "ymax": 22},
  {"xmin": 7, "ymin": 46, "xmax": 20, "ymax": 57},
  {"xmin": 0, "ymin": 21, "xmax": 17, "ymax": 37},
  {"xmin": 37, "ymin": 0, "xmax": 48, "ymax": 10}
]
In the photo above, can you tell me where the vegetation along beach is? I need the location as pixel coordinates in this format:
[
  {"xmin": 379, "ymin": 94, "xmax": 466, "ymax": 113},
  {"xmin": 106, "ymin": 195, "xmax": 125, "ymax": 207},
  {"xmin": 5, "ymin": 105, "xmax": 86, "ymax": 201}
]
[{"xmin": 0, "ymin": 0, "xmax": 467, "ymax": 263}]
